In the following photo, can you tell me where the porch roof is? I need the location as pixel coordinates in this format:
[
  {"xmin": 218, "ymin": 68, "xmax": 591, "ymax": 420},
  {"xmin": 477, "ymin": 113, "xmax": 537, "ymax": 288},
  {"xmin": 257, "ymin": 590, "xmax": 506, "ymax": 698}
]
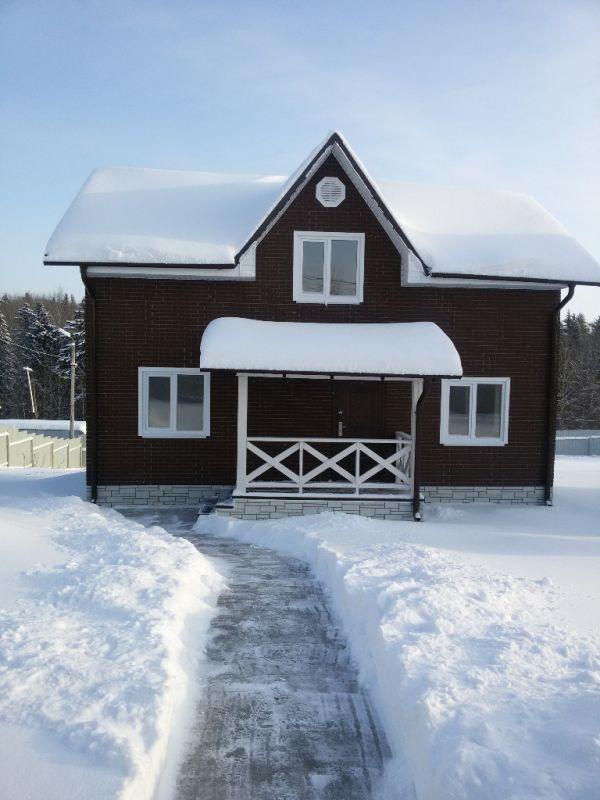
[{"xmin": 199, "ymin": 317, "xmax": 462, "ymax": 377}]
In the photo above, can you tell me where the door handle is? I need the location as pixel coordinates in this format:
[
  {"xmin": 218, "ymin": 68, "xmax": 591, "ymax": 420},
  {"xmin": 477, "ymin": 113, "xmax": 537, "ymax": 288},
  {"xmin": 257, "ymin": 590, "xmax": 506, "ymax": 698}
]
[{"xmin": 338, "ymin": 411, "xmax": 343, "ymax": 437}]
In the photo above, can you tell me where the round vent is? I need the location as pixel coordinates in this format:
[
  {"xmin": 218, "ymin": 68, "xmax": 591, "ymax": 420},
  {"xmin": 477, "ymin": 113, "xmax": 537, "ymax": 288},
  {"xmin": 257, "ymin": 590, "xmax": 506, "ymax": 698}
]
[{"xmin": 316, "ymin": 177, "xmax": 346, "ymax": 208}]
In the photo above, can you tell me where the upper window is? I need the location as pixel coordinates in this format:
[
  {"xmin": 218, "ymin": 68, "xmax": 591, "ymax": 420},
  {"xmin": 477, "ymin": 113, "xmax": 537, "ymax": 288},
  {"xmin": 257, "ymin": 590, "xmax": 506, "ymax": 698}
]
[
  {"xmin": 440, "ymin": 377, "xmax": 510, "ymax": 446},
  {"xmin": 138, "ymin": 368, "xmax": 210, "ymax": 438},
  {"xmin": 293, "ymin": 231, "xmax": 365, "ymax": 304}
]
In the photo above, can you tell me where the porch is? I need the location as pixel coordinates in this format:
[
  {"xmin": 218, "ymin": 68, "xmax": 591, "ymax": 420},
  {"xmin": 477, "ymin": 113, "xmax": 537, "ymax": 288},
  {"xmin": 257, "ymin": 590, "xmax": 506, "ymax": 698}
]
[
  {"xmin": 236, "ymin": 374, "xmax": 418, "ymax": 500},
  {"xmin": 200, "ymin": 317, "xmax": 463, "ymax": 520}
]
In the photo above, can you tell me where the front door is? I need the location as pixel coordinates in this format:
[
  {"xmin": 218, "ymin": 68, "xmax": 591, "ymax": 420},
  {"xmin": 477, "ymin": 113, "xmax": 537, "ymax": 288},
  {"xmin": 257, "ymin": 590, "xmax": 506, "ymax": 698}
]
[{"xmin": 332, "ymin": 380, "xmax": 384, "ymax": 438}]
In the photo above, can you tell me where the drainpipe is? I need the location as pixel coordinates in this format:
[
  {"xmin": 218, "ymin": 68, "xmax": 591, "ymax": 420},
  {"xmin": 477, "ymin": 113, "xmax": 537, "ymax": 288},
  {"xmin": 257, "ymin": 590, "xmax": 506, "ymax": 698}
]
[
  {"xmin": 80, "ymin": 267, "xmax": 98, "ymax": 503},
  {"xmin": 412, "ymin": 378, "xmax": 431, "ymax": 521},
  {"xmin": 545, "ymin": 284, "xmax": 575, "ymax": 505}
]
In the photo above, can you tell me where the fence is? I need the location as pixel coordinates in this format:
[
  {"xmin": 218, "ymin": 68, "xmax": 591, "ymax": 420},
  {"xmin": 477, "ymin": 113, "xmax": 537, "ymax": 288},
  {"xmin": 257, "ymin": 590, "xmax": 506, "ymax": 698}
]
[
  {"xmin": 0, "ymin": 426, "xmax": 86, "ymax": 468},
  {"xmin": 556, "ymin": 430, "xmax": 600, "ymax": 456}
]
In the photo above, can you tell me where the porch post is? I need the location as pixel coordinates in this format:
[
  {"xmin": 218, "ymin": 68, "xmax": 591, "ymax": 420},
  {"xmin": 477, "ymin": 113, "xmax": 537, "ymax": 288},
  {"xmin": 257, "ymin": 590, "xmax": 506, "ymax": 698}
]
[
  {"xmin": 410, "ymin": 379, "xmax": 422, "ymax": 493},
  {"xmin": 236, "ymin": 374, "xmax": 248, "ymax": 495},
  {"xmin": 412, "ymin": 377, "xmax": 431, "ymax": 521}
]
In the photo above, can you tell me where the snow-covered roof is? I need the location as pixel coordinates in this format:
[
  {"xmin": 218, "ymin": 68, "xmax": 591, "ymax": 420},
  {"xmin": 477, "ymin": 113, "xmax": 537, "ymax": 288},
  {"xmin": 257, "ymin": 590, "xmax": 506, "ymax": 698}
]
[
  {"xmin": 199, "ymin": 318, "xmax": 462, "ymax": 376},
  {"xmin": 45, "ymin": 168, "xmax": 288, "ymax": 266},
  {"xmin": 377, "ymin": 180, "xmax": 600, "ymax": 284},
  {"xmin": 44, "ymin": 131, "xmax": 600, "ymax": 285}
]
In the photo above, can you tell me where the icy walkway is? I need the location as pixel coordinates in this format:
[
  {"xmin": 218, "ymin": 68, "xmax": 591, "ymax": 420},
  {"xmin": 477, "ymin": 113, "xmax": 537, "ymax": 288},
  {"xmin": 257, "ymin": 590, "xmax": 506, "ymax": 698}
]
[{"xmin": 127, "ymin": 509, "xmax": 390, "ymax": 800}]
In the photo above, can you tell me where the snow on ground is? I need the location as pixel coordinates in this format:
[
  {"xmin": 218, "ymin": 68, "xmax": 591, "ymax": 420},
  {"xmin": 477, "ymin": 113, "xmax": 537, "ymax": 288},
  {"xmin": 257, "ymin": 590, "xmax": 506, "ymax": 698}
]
[
  {"xmin": 0, "ymin": 418, "xmax": 86, "ymax": 433},
  {"xmin": 199, "ymin": 456, "xmax": 600, "ymax": 800},
  {"xmin": 0, "ymin": 468, "xmax": 225, "ymax": 800}
]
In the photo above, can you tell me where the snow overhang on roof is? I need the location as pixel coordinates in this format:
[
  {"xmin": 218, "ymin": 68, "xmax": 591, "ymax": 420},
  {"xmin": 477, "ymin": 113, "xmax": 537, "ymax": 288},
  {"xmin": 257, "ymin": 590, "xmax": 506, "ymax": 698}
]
[
  {"xmin": 199, "ymin": 318, "xmax": 463, "ymax": 377},
  {"xmin": 44, "ymin": 131, "xmax": 600, "ymax": 287}
]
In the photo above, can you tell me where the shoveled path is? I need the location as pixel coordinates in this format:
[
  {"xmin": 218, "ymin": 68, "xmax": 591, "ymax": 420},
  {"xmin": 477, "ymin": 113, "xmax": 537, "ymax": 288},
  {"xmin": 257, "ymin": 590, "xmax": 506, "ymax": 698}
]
[{"xmin": 126, "ymin": 508, "xmax": 390, "ymax": 800}]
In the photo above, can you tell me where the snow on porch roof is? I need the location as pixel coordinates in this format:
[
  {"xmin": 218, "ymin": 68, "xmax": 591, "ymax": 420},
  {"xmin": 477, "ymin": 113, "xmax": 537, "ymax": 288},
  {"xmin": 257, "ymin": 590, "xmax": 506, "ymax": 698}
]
[{"xmin": 199, "ymin": 318, "xmax": 463, "ymax": 377}]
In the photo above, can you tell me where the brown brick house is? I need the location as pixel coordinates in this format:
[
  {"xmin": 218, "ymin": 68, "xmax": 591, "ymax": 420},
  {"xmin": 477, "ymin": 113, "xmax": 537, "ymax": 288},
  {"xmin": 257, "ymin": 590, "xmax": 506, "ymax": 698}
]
[{"xmin": 44, "ymin": 132, "xmax": 600, "ymax": 519}]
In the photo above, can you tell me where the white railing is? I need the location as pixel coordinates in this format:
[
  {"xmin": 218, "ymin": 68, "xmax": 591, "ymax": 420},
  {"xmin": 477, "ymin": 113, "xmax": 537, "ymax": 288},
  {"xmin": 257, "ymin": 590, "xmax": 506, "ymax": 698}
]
[{"xmin": 241, "ymin": 435, "xmax": 412, "ymax": 497}]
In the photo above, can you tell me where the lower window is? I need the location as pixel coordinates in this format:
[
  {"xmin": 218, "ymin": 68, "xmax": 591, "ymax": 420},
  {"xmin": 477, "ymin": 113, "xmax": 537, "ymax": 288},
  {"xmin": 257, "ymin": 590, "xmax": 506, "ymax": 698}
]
[
  {"xmin": 138, "ymin": 368, "xmax": 210, "ymax": 438},
  {"xmin": 440, "ymin": 377, "xmax": 510, "ymax": 445}
]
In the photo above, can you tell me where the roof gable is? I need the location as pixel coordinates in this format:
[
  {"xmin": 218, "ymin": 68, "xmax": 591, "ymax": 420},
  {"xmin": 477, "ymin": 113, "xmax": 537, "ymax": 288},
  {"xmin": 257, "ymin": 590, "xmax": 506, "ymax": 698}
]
[{"xmin": 235, "ymin": 131, "xmax": 428, "ymax": 272}]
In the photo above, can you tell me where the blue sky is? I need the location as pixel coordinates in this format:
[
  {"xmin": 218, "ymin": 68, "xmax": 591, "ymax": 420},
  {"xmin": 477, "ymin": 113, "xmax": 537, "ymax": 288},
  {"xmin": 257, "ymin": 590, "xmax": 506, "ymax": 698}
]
[{"xmin": 1, "ymin": 0, "xmax": 599, "ymax": 317}]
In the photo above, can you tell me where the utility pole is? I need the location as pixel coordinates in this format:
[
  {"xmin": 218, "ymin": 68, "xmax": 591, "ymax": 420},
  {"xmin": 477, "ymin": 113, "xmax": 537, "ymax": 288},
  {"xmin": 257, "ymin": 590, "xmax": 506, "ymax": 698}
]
[
  {"xmin": 23, "ymin": 366, "xmax": 37, "ymax": 418},
  {"xmin": 59, "ymin": 328, "xmax": 77, "ymax": 439},
  {"xmin": 69, "ymin": 337, "xmax": 76, "ymax": 439}
]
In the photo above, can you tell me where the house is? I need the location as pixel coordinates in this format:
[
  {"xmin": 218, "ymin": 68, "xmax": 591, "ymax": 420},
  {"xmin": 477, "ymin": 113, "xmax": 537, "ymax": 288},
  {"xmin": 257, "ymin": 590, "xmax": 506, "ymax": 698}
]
[{"xmin": 44, "ymin": 132, "xmax": 600, "ymax": 520}]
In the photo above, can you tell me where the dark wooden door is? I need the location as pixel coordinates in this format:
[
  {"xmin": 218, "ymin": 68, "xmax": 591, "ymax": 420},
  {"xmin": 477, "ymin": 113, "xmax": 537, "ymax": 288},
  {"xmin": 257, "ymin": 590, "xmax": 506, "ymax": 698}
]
[{"xmin": 332, "ymin": 381, "xmax": 384, "ymax": 438}]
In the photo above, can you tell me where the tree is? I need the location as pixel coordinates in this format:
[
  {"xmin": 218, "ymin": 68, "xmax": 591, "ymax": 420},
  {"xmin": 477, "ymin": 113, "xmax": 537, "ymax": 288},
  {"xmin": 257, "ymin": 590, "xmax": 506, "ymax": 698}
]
[
  {"xmin": 13, "ymin": 302, "xmax": 69, "ymax": 419},
  {"xmin": 558, "ymin": 312, "xmax": 600, "ymax": 429},
  {"xmin": 13, "ymin": 303, "xmax": 40, "ymax": 417},
  {"xmin": 0, "ymin": 293, "xmax": 85, "ymax": 422},
  {"xmin": 0, "ymin": 310, "xmax": 17, "ymax": 416}
]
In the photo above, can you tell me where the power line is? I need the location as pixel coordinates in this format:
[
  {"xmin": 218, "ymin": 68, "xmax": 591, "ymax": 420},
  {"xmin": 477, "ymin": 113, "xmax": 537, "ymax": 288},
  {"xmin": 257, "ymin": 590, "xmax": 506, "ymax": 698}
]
[{"xmin": 9, "ymin": 338, "xmax": 78, "ymax": 362}]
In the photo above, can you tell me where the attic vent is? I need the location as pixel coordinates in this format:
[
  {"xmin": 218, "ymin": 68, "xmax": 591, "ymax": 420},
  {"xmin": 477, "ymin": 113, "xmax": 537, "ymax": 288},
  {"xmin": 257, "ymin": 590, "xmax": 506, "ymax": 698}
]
[{"xmin": 316, "ymin": 177, "xmax": 345, "ymax": 208}]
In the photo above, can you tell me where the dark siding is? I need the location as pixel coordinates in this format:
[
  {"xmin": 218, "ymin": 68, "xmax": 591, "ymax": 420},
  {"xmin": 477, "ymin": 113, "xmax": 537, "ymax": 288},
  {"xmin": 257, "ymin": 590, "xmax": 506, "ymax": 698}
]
[{"xmin": 89, "ymin": 154, "xmax": 558, "ymax": 487}]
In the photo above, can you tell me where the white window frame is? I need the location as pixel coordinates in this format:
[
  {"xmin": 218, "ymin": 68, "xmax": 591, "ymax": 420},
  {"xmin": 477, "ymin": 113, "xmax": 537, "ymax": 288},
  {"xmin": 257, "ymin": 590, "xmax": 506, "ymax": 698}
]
[
  {"xmin": 440, "ymin": 377, "xmax": 510, "ymax": 446},
  {"xmin": 293, "ymin": 231, "xmax": 365, "ymax": 304},
  {"xmin": 138, "ymin": 367, "xmax": 210, "ymax": 438}
]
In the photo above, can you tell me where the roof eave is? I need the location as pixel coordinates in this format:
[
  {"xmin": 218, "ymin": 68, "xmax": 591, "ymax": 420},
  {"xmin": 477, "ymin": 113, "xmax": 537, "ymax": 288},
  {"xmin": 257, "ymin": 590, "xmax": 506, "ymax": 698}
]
[
  {"xmin": 431, "ymin": 272, "xmax": 600, "ymax": 287},
  {"xmin": 44, "ymin": 259, "xmax": 237, "ymax": 269},
  {"xmin": 200, "ymin": 366, "xmax": 462, "ymax": 379}
]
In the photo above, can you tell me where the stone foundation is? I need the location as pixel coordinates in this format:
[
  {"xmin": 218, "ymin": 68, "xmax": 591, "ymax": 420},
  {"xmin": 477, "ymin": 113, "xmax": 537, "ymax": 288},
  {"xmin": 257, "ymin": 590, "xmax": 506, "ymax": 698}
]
[
  {"xmin": 88, "ymin": 484, "xmax": 546, "ymax": 512},
  {"xmin": 92, "ymin": 484, "xmax": 233, "ymax": 507},
  {"xmin": 215, "ymin": 496, "xmax": 414, "ymax": 520},
  {"xmin": 422, "ymin": 485, "xmax": 546, "ymax": 505}
]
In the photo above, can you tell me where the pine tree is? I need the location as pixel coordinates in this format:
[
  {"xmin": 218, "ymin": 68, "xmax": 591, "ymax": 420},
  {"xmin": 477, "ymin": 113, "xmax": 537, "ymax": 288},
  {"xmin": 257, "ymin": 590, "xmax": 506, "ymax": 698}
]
[
  {"xmin": 13, "ymin": 302, "xmax": 69, "ymax": 419},
  {"xmin": 558, "ymin": 312, "xmax": 600, "ymax": 429},
  {"xmin": 0, "ymin": 310, "xmax": 17, "ymax": 416},
  {"xmin": 13, "ymin": 303, "xmax": 40, "ymax": 417}
]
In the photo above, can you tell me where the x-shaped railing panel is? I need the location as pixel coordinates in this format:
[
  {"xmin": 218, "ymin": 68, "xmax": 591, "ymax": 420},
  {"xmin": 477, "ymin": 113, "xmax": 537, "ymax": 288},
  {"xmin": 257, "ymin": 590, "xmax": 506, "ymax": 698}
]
[
  {"xmin": 246, "ymin": 440, "xmax": 301, "ymax": 484},
  {"xmin": 300, "ymin": 441, "xmax": 357, "ymax": 485},
  {"xmin": 357, "ymin": 442, "xmax": 411, "ymax": 485}
]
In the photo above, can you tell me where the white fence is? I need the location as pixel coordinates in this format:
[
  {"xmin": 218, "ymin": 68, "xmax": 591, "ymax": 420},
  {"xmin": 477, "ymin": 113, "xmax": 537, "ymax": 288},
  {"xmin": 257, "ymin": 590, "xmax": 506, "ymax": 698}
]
[
  {"xmin": 556, "ymin": 430, "xmax": 600, "ymax": 456},
  {"xmin": 0, "ymin": 427, "xmax": 86, "ymax": 468}
]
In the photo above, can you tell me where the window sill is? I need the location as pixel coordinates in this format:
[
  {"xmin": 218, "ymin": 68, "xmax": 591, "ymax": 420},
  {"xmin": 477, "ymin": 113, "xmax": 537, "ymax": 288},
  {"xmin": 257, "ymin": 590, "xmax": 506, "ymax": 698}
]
[
  {"xmin": 139, "ymin": 431, "xmax": 210, "ymax": 439},
  {"xmin": 293, "ymin": 296, "xmax": 362, "ymax": 305},
  {"xmin": 441, "ymin": 439, "xmax": 507, "ymax": 447}
]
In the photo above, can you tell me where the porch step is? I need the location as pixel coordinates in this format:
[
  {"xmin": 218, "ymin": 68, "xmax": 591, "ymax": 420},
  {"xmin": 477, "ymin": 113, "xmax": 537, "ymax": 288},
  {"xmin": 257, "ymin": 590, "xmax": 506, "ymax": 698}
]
[{"xmin": 215, "ymin": 496, "xmax": 414, "ymax": 521}]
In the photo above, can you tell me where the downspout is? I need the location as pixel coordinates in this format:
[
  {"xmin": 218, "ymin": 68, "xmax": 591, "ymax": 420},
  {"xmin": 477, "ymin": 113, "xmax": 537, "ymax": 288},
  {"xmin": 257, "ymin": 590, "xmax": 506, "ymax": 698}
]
[
  {"xmin": 545, "ymin": 284, "xmax": 575, "ymax": 504},
  {"xmin": 412, "ymin": 378, "xmax": 432, "ymax": 521},
  {"xmin": 80, "ymin": 267, "xmax": 98, "ymax": 503}
]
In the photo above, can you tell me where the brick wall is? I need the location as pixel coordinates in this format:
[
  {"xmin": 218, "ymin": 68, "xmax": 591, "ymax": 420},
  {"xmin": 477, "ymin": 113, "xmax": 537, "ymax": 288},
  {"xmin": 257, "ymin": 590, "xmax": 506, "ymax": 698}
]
[{"xmin": 87, "ymin": 154, "xmax": 557, "ymax": 488}]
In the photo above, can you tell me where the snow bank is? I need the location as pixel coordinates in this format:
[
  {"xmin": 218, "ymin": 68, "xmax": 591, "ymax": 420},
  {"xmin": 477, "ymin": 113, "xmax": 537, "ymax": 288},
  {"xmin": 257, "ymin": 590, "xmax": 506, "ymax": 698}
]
[
  {"xmin": 200, "ymin": 317, "xmax": 462, "ymax": 376},
  {"xmin": 198, "ymin": 502, "xmax": 600, "ymax": 799},
  {"xmin": 0, "ymin": 469, "xmax": 225, "ymax": 800}
]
